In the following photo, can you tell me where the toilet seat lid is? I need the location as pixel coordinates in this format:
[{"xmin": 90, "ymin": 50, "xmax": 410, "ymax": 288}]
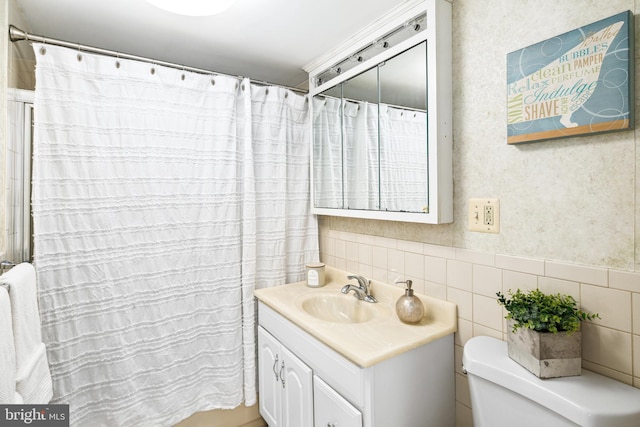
[{"xmin": 462, "ymin": 336, "xmax": 640, "ymax": 427}]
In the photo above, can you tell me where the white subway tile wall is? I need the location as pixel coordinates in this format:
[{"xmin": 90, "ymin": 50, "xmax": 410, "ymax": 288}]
[{"xmin": 319, "ymin": 224, "xmax": 640, "ymax": 426}]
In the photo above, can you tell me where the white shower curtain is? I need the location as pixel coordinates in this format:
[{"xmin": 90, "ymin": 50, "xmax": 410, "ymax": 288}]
[
  {"xmin": 31, "ymin": 43, "xmax": 317, "ymax": 427},
  {"xmin": 379, "ymin": 105, "xmax": 428, "ymax": 212},
  {"xmin": 312, "ymin": 96, "xmax": 342, "ymax": 209},
  {"xmin": 343, "ymin": 101, "xmax": 379, "ymax": 210}
]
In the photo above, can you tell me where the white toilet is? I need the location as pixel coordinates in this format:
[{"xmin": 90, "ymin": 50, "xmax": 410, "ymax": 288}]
[{"xmin": 462, "ymin": 336, "xmax": 640, "ymax": 427}]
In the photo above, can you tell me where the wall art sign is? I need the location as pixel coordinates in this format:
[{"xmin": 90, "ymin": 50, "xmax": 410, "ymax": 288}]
[{"xmin": 507, "ymin": 11, "xmax": 634, "ymax": 144}]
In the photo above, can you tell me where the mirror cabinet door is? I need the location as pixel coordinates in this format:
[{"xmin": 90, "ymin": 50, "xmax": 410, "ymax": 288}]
[
  {"xmin": 312, "ymin": 40, "xmax": 430, "ymax": 214},
  {"xmin": 379, "ymin": 41, "xmax": 428, "ymax": 213}
]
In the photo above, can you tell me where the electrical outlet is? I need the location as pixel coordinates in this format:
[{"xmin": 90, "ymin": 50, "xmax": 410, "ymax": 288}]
[
  {"xmin": 484, "ymin": 205, "xmax": 494, "ymax": 225},
  {"xmin": 469, "ymin": 198, "xmax": 500, "ymax": 233}
]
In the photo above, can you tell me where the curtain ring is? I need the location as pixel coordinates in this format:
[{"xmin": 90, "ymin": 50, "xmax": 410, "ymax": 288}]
[
  {"xmin": 115, "ymin": 52, "xmax": 120, "ymax": 69},
  {"xmin": 40, "ymin": 37, "xmax": 47, "ymax": 55},
  {"xmin": 211, "ymin": 78, "xmax": 215, "ymax": 86},
  {"xmin": 76, "ymin": 43, "xmax": 82, "ymax": 62}
]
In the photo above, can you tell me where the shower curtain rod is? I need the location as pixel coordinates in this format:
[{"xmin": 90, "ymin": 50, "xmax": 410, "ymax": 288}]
[{"xmin": 8, "ymin": 25, "xmax": 308, "ymax": 95}]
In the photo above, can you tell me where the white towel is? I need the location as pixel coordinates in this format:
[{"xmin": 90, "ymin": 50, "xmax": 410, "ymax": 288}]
[
  {"xmin": 16, "ymin": 343, "xmax": 53, "ymax": 404},
  {"xmin": 0, "ymin": 263, "xmax": 53, "ymax": 403},
  {"xmin": 0, "ymin": 286, "xmax": 17, "ymax": 403}
]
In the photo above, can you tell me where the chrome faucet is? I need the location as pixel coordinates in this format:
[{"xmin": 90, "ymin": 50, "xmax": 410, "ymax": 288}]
[{"xmin": 341, "ymin": 275, "xmax": 377, "ymax": 303}]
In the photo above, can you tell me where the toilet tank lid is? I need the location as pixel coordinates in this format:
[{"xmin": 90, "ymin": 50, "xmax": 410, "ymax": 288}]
[{"xmin": 462, "ymin": 336, "xmax": 640, "ymax": 427}]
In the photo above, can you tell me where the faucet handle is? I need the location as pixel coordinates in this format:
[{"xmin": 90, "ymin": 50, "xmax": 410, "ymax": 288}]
[
  {"xmin": 348, "ymin": 274, "xmax": 369, "ymax": 289},
  {"xmin": 347, "ymin": 274, "xmax": 363, "ymax": 286}
]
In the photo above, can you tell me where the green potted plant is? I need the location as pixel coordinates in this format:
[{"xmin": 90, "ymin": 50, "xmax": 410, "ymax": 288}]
[{"xmin": 496, "ymin": 289, "xmax": 599, "ymax": 379}]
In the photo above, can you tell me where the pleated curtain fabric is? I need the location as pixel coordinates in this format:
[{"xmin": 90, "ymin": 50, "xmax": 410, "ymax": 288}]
[
  {"xmin": 248, "ymin": 84, "xmax": 318, "ymax": 288},
  {"xmin": 379, "ymin": 105, "xmax": 428, "ymax": 213},
  {"xmin": 31, "ymin": 43, "xmax": 318, "ymax": 426},
  {"xmin": 311, "ymin": 96, "xmax": 343, "ymax": 208},
  {"xmin": 342, "ymin": 101, "xmax": 379, "ymax": 210}
]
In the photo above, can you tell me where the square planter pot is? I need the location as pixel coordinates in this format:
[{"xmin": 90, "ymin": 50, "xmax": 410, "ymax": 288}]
[{"xmin": 506, "ymin": 319, "xmax": 582, "ymax": 379}]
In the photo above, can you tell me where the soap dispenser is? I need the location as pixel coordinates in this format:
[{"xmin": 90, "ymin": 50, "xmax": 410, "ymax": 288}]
[{"xmin": 395, "ymin": 280, "xmax": 424, "ymax": 324}]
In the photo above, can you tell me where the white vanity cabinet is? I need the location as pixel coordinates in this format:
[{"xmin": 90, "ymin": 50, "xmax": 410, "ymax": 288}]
[
  {"xmin": 258, "ymin": 326, "xmax": 314, "ymax": 427},
  {"xmin": 257, "ymin": 301, "xmax": 455, "ymax": 427}
]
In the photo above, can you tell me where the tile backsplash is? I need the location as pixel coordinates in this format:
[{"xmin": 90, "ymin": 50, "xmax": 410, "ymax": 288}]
[{"xmin": 318, "ymin": 219, "xmax": 640, "ymax": 426}]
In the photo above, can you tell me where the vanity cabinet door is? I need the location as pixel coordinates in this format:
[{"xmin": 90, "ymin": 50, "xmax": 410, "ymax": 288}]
[
  {"xmin": 280, "ymin": 346, "xmax": 313, "ymax": 427},
  {"xmin": 258, "ymin": 326, "xmax": 313, "ymax": 427},
  {"xmin": 258, "ymin": 326, "xmax": 282, "ymax": 427},
  {"xmin": 314, "ymin": 375, "xmax": 362, "ymax": 427}
]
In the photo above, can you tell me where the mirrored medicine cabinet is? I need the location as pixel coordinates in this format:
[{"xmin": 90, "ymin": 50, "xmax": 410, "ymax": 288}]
[{"xmin": 307, "ymin": 0, "xmax": 453, "ymax": 224}]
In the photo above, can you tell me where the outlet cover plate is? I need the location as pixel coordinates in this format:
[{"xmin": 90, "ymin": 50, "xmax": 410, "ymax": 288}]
[{"xmin": 469, "ymin": 198, "xmax": 500, "ymax": 233}]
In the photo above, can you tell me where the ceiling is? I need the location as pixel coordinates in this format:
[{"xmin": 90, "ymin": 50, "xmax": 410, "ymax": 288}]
[{"xmin": 13, "ymin": 0, "xmax": 410, "ymax": 89}]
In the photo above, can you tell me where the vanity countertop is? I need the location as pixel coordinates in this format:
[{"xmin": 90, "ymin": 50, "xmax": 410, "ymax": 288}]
[{"xmin": 254, "ymin": 266, "xmax": 457, "ymax": 368}]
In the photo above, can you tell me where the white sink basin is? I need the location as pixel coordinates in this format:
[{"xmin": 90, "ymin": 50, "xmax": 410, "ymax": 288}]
[{"xmin": 300, "ymin": 294, "xmax": 390, "ymax": 324}]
